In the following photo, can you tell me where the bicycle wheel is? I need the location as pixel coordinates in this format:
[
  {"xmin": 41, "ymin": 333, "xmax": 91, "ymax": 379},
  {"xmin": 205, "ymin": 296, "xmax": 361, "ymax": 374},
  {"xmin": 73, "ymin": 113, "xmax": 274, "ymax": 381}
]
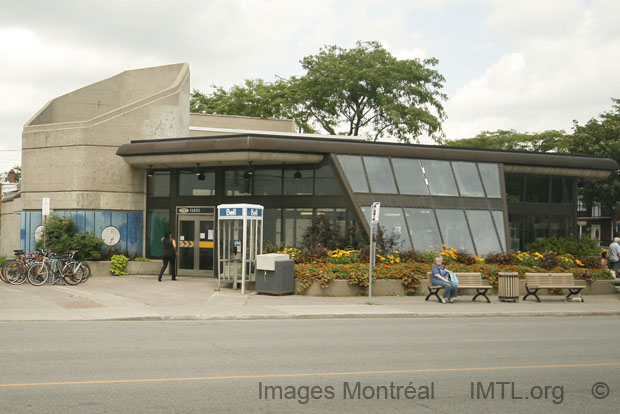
[
  {"xmin": 79, "ymin": 262, "xmax": 91, "ymax": 283},
  {"xmin": 6, "ymin": 261, "xmax": 27, "ymax": 285},
  {"xmin": 27, "ymin": 262, "xmax": 50, "ymax": 286},
  {"xmin": 62, "ymin": 262, "xmax": 84, "ymax": 285},
  {"xmin": 0, "ymin": 259, "xmax": 16, "ymax": 283}
]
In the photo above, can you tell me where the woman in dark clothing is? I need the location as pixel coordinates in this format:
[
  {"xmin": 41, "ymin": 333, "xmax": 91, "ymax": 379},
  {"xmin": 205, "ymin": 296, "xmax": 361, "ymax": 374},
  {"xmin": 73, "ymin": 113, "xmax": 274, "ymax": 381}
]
[{"xmin": 158, "ymin": 232, "xmax": 177, "ymax": 281}]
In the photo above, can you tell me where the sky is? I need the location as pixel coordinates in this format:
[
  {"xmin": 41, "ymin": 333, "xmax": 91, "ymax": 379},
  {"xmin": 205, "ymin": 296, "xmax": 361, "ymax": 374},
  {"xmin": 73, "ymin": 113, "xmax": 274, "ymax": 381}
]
[{"xmin": 1, "ymin": 0, "xmax": 619, "ymax": 175}]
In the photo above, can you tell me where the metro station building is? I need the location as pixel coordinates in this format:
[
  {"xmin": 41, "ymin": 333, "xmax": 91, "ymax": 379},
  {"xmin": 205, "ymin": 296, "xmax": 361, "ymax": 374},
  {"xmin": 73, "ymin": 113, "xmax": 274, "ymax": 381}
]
[{"xmin": 2, "ymin": 63, "xmax": 617, "ymax": 276}]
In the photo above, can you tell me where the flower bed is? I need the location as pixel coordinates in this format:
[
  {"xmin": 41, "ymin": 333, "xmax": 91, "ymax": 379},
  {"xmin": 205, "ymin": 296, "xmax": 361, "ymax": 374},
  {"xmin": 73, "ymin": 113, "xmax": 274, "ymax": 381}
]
[{"xmin": 289, "ymin": 247, "xmax": 613, "ymax": 295}]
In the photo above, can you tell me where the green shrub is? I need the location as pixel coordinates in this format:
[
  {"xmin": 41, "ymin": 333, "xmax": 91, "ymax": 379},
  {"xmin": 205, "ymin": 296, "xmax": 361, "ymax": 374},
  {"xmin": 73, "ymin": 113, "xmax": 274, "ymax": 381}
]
[
  {"xmin": 134, "ymin": 257, "xmax": 150, "ymax": 262},
  {"xmin": 110, "ymin": 254, "xmax": 129, "ymax": 276},
  {"xmin": 35, "ymin": 214, "xmax": 104, "ymax": 261},
  {"xmin": 528, "ymin": 236, "xmax": 601, "ymax": 256}
]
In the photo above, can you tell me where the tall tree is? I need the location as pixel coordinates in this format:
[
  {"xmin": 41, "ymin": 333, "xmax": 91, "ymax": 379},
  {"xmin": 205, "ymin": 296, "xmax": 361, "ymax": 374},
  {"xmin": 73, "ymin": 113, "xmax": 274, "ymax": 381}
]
[
  {"xmin": 563, "ymin": 98, "xmax": 620, "ymax": 212},
  {"xmin": 191, "ymin": 41, "xmax": 447, "ymax": 142},
  {"xmin": 293, "ymin": 41, "xmax": 447, "ymax": 142}
]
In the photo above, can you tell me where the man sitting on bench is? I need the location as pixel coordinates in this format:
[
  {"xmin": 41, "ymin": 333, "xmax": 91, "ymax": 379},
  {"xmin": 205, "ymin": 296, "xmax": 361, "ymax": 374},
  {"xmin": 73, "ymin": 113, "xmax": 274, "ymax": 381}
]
[{"xmin": 431, "ymin": 255, "xmax": 458, "ymax": 303}]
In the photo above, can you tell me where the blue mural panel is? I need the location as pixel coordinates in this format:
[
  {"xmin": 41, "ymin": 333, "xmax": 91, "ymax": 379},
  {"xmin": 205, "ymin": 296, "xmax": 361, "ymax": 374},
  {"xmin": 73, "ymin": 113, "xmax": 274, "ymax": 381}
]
[{"xmin": 20, "ymin": 210, "xmax": 143, "ymax": 256}]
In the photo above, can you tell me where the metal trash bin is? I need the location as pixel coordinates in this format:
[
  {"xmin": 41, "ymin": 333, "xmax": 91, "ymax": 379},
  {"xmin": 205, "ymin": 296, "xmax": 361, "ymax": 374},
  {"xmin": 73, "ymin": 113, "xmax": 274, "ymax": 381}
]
[
  {"xmin": 256, "ymin": 254, "xmax": 295, "ymax": 295},
  {"xmin": 497, "ymin": 272, "xmax": 520, "ymax": 302}
]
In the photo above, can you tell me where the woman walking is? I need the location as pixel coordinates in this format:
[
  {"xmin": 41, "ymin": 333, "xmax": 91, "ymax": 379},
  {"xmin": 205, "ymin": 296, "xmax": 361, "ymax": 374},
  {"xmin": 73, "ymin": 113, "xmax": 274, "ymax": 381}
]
[{"xmin": 158, "ymin": 232, "xmax": 177, "ymax": 282}]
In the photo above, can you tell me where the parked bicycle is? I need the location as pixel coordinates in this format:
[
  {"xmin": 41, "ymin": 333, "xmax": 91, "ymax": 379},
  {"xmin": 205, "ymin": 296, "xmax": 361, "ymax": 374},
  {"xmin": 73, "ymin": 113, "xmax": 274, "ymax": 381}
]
[{"xmin": 27, "ymin": 250, "xmax": 89, "ymax": 286}]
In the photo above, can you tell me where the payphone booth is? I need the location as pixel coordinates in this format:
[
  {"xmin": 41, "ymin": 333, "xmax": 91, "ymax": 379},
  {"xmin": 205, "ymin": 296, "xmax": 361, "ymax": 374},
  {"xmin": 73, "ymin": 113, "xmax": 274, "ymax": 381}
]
[{"xmin": 217, "ymin": 204, "xmax": 263, "ymax": 294}]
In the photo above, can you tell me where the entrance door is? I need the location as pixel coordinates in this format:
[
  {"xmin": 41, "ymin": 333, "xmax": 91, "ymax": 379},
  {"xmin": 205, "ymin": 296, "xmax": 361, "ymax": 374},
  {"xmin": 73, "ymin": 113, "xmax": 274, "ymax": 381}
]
[{"xmin": 177, "ymin": 214, "xmax": 215, "ymax": 276}]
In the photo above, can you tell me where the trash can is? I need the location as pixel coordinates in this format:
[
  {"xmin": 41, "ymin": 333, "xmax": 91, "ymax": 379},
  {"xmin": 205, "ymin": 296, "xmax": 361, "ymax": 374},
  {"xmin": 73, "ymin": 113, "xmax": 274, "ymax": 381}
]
[
  {"xmin": 255, "ymin": 254, "xmax": 295, "ymax": 295},
  {"xmin": 497, "ymin": 272, "xmax": 519, "ymax": 302}
]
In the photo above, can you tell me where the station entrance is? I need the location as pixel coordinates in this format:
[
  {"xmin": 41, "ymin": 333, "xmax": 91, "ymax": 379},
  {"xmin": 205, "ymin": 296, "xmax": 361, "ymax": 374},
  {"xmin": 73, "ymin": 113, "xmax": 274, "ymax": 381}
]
[{"xmin": 176, "ymin": 206, "xmax": 215, "ymax": 277}]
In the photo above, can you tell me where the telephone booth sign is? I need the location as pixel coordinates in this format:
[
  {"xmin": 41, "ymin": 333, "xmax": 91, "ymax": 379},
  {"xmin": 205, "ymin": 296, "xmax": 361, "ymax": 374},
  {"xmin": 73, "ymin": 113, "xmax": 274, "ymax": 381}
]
[{"xmin": 217, "ymin": 204, "xmax": 263, "ymax": 294}]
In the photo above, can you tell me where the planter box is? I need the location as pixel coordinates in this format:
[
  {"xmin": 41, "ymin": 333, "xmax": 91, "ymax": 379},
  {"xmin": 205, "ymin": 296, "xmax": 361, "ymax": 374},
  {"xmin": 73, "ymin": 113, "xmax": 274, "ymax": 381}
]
[
  {"xmin": 296, "ymin": 278, "xmax": 617, "ymax": 297},
  {"xmin": 296, "ymin": 279, "xmax": 406, "ymax": 296},
  {"xmin": 86, "ymin": 260, "xmax": 161, "ymax": 276}
]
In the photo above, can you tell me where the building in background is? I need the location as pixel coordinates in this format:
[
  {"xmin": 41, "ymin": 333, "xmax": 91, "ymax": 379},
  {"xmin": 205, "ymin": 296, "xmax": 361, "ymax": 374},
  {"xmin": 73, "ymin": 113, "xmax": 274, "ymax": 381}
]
[{"xmin": 2, "ymin": 63, "xmax": 618, "ymax": 277}]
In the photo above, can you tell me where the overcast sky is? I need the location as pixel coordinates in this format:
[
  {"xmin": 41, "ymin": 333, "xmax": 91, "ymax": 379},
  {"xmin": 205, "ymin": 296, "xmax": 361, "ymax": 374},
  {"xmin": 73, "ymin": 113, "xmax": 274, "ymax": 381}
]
[{"xmin": 1, "ymin": 0, "xmax": 619, "ymax": 175}]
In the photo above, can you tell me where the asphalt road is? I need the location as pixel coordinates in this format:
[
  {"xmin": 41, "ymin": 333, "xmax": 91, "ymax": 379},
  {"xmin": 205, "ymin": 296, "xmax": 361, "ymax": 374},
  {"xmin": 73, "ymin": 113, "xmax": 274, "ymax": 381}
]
[{"xmin": 1, "ymin": 317, "xmax": 619, "ymax": 413}]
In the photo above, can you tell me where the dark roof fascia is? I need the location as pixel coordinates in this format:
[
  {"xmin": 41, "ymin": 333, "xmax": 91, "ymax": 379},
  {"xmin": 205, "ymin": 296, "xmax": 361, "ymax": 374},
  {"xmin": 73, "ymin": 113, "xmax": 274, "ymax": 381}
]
[{"xmin": 116, "ymin": 133, "xmax": 619, "ymax": 172}]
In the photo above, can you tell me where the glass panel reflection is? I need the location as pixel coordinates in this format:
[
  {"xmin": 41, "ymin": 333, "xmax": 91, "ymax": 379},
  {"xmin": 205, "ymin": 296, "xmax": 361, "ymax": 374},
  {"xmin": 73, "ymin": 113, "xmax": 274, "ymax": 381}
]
[
  {"xmin": 492, "ymin": 210, "xmax": 506, "ymax": 251},
  {"xmin": 179, "ymin": 170, "xmax": 215, "ymax": 196},
  {"xmin": 465, "ymin": 210, "xmax": 501, "ymax": 256},
  {"xmin": 147, "ymin": 171, "xmax": 170, "ymax": 197},
  {"xmin": 478, "ymin": 163, "xmax": 501, "ymax": 198},
  {"xmin": 284, "ymin": 168, "xmax": 313, "ymax": 195},
  {"xmin": 337, "ymin": 155, "xmax": 369, "ymax": 193},
  {"xmin": 378, "ymin": 207, "xmax": 410, "ymax": 250},
  {"xmin": 363, "ymin": 156, "xmax": 397, "ymax": 194},
  {"xmin": 254, "ymin": 168, "xmax": 282, "ymax": 195},
  {"xmin": 525, "ymin": 176, "xmax": 549, "ymax": 203},
  {"xmin": 283, "ymin": 208, "xmax": 313, "ymax": 248},
  {"xmin": 225, "ymin": 169, "xmax": 250, "ymax": 196},
  {"xmin": 315, "ymin": 163, "xmax": 342, "ymax": 195},
  {"xmin": 404, "ymin": 208, "xmax": 442, "ymax": 251},
  {"xmin": 392, "ymin": 158, "xmax": 428, "ymax": 195},
  {"xmin": 147, "ymin": 209, "xmax": 169, "ymax": 257},
  {"xmin": 452, "ymin": 162, "xmax": 485, "ymax": 197},
  {"xmin": 435, "ymin": 209, "xmax": 475, "ymax": 253},
  {"xmin": 422, "ymin": 160, "xmax": 458, "ymax": 196}
]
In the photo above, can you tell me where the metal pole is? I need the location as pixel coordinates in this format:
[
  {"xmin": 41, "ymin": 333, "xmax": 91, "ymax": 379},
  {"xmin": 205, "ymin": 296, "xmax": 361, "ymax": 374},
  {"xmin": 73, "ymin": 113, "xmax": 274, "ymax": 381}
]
[{"xmin": 368, "ymin": 222, "xmax": 374, "ymax": 304}]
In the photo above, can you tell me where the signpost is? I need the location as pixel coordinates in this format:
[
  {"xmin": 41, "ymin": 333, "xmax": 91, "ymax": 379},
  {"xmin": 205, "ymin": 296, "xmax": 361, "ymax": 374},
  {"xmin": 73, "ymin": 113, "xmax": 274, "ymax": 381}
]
[
  {"xmin": 42, "ymin": 198, "xmax": 50, "ymax": 249},
  {"xmin": 369, "ymin": 202, "xmax": 380, "ymax": 304}
]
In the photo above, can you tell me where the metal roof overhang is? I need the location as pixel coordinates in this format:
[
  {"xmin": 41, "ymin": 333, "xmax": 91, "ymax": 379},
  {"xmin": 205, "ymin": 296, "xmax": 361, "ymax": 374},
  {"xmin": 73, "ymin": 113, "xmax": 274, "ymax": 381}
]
[{"xmin": 116, "ymin": 133, "xmax": 619, "ymax": 178}]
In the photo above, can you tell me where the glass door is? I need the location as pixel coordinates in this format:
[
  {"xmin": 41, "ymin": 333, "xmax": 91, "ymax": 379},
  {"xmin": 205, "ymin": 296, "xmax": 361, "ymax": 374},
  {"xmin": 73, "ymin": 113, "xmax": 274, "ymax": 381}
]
[{"xmin": 177, "ymin": 214, "xmax": 215, "ymax": 276}]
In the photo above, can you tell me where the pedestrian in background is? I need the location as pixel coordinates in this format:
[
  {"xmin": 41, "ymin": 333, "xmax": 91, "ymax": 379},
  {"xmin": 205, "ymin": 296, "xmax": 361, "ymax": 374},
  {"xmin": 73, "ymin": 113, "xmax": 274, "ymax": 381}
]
[
  {"xmin": 608, "ymin": 237, "xmax": 620, "ymax": 278},
  {"xmin": 158, "ymin": 231, "xmax": 177, "ymax": 282}
]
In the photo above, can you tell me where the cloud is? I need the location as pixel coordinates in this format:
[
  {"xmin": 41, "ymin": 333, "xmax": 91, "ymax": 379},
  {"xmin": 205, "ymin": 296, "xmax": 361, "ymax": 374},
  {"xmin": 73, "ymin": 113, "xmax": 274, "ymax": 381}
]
[{"xmin": 444, "ymin": 0, "xmax": 620, "ymax": 139}]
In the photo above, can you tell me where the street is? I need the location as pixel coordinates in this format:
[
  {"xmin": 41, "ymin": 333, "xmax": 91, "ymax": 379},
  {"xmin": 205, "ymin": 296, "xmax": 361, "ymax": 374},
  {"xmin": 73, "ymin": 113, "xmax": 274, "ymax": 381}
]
[{"xmin": 1, "ymin": 317, "xmax": 619, "ymax": 413}]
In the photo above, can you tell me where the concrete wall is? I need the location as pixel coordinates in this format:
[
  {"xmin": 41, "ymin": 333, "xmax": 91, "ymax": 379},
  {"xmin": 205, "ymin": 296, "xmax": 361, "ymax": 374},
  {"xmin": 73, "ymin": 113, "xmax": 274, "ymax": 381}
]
[
  {"xmin": 0, "ymin": 197, "xmax": 23, "ymax": 254},
  {"xmin": 189, "ymin": 113, "xmax": 296, "ymax": 136},
  {"xmin": 1, "ymin": 63, "xmax": 190, "ymax": 256}
]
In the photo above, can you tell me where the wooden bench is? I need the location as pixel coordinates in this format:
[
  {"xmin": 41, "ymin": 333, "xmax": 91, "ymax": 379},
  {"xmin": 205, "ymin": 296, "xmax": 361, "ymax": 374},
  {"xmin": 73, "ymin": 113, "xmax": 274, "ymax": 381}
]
[
  {"xmin": 523, "ymin": 273, "xmax": 586, "ymax": 302},
  {"xmin": 425, "ymin": 272, "xmax": 492, "ymax": 303}
]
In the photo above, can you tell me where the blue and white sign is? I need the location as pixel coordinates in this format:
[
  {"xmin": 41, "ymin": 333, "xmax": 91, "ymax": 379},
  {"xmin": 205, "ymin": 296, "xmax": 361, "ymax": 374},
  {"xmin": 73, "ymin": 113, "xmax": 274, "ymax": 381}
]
[
  {"xmin": 217, "ymin": 204, "xmax": 264, "ymax": 221},
  {"xmin": 219, "ymin": 208, "xmax": 243, "ymax": 217},
  {"xmin": 247, "ymin": 208, "xmax": 262, "ymax": 217}
]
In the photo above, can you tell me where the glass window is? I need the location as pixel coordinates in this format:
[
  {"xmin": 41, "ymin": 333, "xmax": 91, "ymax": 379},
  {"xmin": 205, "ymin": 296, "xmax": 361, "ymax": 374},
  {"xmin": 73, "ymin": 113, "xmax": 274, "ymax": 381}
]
[
  {"xmin": 315, "ymin": 163, "xmax": 342, "ymax": 195},
  {"xmin": 253, "ymin": 168, "xmax": 282, "ymax": 196},
  {"xmin": 284, "ymin": 168, "xmax": 313, "ymax": 195},
  {"xmin": 478, "ymin": 163, "xmax": 501, "ymax": 198},
  {"xmin": 492, "ymin": 210, "xmax": 506, "ymax": 251},
  {"xmin": 435, "ymin": 209, "xmax": 475, "ymax": 253},
  {"xmin": 525, "ymin": 176, "xmax": 549, "ymax": 203},
  {"xmin": 179, "ymin": 170, "xmax": 215, "ymax": 196},
  {"xmin": 452, "ymin": 162, "xmax": 485, "ymax": 197},
  {"xmin": 317, "ymin": 208, "xmax": 347, "ymax": 234},
  {"xmin": 421, "ymin": 160, "xmax": 458, "ymax": 196},
  {"xmin": 283, "ymin": 208, "xmax": 313, "ymax": 248},
  {"xmin": 509, "ymin": 214, "xmax": 523, "ymax": 251},
  {"xmin": 377, "ymin": 207, "xmax": 411, "ymax": 250},
  {"xmin": 466, "ymin": 210, "xmax": 502, "ymax": 256},
  {"xmin": 404, "ymin": 208, "xmax": 442, "ymax": 251},
  {"xmin": 505, "ymin": 174, "xmax": 524, "ymax": 203},
  {"xmin": 147, "ymin": 209, "xmax": 169, "ymax": 257},
  {"xmin": 363, "ymin": 156, "xmax": 397, "ymax": 194},
  {"xmin": 263, "ymin": 208, "xmax": 282, "ymax": 247},
  {"xmin": 225, "ymin": 169, "xmax": 251, "ymax": 196},
  {"xmin": 592, "ymin": 203, "xmax": 601, "ymax": 217},
  {"xmin": 392, "ymin": 158, "xmax": 428, "ymax": 195},
  {"xmin": 551, "ymin": 177, "xmax": 573, "ymax": 204},
  {"xmin": 526, "ymin": 216, "xmax": 550, "ymax": 248},
  {"xmin": 337, "ymin": 155, "xmax": 369, "ymax": 193},
  {"xmin": 147, "ymin": 171, "xmax": 170, "ymax": 197}
]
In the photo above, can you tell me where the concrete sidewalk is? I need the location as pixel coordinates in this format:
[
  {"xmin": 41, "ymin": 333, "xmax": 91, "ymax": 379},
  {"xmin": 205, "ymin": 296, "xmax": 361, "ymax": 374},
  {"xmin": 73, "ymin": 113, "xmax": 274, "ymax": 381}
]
[{"xmin": 1, "ymin": 274, "xmax": 619, "ymax": 322}]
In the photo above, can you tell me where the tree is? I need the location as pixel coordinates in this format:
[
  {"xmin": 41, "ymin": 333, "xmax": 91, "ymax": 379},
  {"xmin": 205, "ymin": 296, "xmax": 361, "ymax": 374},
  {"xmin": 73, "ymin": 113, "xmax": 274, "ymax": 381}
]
[
  {"xmin": 191, "ymin": 41, "xmax": 447, "ymax": 142},
  {"xmin": 1, "ymin": 165, "xmax": 21, "ymax": 182},
  {"xmin": 563, "ymin": 98, "xmax": 620, "ymax": 212},
  {"xmin": 445, "ymin": 129, "xmax": 567, "ymax": 152}
]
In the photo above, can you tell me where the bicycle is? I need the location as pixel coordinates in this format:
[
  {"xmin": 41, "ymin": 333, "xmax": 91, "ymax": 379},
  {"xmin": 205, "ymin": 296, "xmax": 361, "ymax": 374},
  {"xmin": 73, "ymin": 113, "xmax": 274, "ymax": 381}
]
[
  {"xmin": 2, "ymin": 250, "xmax": 42, "ymax": 285},
  {"xmin": 27, "ymin": 250, "xmax": 87, "ymax": 286}
]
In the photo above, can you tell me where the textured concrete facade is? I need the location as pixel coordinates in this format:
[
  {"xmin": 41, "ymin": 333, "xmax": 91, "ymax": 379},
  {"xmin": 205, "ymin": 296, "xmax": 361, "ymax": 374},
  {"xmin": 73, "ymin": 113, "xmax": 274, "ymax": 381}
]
[{"xmin": 1, "ymin": 63, "xmax": 190, "ymax": 256}]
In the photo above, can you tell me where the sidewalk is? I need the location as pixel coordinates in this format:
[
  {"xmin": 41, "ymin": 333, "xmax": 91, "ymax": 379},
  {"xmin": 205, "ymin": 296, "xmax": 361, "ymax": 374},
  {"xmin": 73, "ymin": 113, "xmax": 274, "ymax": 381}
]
[{"xmin": 1, "ymin": 274, "xmax": 619, "ymax": 322}]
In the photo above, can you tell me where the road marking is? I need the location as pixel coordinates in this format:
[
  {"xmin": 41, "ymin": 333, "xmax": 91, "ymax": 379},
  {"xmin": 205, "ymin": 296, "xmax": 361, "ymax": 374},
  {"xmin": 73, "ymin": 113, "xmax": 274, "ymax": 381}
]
[{"xmin": 2, "ymin": 362, "xmax": 619, "ymax": 388}]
